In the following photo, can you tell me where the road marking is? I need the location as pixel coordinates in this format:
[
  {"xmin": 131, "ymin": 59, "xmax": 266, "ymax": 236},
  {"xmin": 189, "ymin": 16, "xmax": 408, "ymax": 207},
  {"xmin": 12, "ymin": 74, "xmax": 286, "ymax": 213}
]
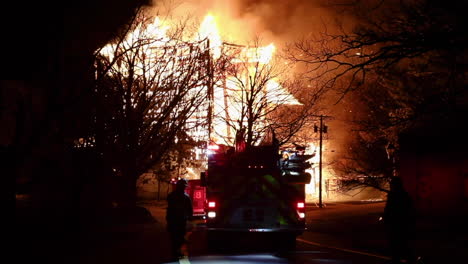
[
  {"xmin": 178, "ymin": 257, "xmax": 191, "ymax": 264},
  {"xmin": 296, "ymin": 238, "xmax": 391, "ymax": 260}
]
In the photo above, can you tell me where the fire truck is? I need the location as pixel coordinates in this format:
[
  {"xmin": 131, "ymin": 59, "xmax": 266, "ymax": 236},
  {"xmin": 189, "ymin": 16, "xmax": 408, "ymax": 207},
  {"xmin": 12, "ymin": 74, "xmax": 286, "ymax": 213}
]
[{"xmin": 200, "ymin": 142, "xmax": 312, "ymax": 249}]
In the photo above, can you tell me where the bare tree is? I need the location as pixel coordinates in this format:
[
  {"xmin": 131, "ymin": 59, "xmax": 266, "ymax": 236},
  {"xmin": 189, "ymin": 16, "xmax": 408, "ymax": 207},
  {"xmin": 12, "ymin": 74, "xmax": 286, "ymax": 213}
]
[
  {"xmin": 331, "ymin": 128, "xmax": 391, "ymax": 193},
  {"xmin": 92, "ymin": 9, "xmax": 228, "ymax": 207},
  {"xmin": 151, "ymin": 130, "xmax": 201, "ymax": 200},
  {"xmin": 211, "ymin": 39, "xmax": 322, "ymax": 148},
  {"xmin": 287, "ymin": 0, "xmax": 466, "ymax": 99},
  {"xmin": 286, "ymin": 0, "xmax": 468, "ymax": 189}
]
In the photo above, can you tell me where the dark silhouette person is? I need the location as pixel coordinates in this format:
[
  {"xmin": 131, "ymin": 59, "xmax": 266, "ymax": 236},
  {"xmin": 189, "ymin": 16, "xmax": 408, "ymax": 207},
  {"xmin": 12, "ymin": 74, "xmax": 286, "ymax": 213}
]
[
  {"xmin": 166, "ymin": 178, "xmax": 193, "ymax": 259},
  {"xmin": 384, "ymin": 177, "xmax": 417, "ymax": 264}
]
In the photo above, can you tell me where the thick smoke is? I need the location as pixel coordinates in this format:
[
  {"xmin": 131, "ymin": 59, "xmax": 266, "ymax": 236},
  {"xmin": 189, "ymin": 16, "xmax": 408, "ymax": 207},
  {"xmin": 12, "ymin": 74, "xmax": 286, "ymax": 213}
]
[{"xmin": 151, "ymin": 0, "xmax": 340, "ymax": 45}]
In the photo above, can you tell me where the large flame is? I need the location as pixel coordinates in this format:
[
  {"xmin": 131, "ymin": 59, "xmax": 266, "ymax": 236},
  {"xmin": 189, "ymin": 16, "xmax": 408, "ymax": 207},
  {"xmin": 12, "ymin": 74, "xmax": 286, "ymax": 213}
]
[
  {"xmin": 198, "ymin": 14, "xmax": 223, "ymax": 59},
  {"xmin": 245, "ymin": 43, "xmax": 276, "ymax": 64},
  {"xmin": 100, "ymin": 11, "xmax": 300, "ymax": 152}
]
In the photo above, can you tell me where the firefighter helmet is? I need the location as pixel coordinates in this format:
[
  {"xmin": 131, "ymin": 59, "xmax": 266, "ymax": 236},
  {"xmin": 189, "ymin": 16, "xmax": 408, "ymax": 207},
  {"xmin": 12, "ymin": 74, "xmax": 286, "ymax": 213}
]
[{"xmin": 176, "ymin": 178, "xmax": 189, "ymax": 187}]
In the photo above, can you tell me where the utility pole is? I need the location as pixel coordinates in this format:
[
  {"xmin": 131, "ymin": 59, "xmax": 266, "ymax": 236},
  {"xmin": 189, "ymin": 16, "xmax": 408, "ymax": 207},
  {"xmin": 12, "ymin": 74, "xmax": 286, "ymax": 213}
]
[
  {"xmin": 314, "ymin": 115, "xmax": 329, "ymax": 208},
  {"xmin": 319, "ymin": 115, "xmax": 323, "ymax": 208},
  {"xmin": 206, "ymin": 39, "xmax": 214, "ymax": 142}
]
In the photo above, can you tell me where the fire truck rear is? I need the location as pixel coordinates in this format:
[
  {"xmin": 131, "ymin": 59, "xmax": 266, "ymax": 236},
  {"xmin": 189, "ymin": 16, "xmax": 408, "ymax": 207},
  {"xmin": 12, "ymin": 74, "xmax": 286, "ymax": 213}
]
[{"xmin": 200, "ymin": 142, "xmax": 312, "ymax": 249}]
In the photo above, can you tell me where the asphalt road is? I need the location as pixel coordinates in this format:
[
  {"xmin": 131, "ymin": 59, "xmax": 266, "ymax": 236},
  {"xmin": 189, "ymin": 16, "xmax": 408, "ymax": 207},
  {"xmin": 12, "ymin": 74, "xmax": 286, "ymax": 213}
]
[
  {"xmin": 17, "ymin": 198, "xmax": 465, "ymax": 264},
  {"xmin": 143, "ymin": 201, "xmax": 393, "ymax": 264}
]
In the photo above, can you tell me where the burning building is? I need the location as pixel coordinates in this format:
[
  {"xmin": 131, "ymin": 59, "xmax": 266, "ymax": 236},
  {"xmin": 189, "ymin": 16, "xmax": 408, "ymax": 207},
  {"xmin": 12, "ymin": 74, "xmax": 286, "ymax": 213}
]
[{"xmin": 100, "ymin": 3, "xmax": 384, "ymax": 203}]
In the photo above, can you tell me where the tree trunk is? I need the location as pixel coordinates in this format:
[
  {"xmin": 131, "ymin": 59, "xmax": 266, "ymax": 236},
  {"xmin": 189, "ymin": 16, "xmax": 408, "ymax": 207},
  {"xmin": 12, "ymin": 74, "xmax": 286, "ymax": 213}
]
[
  {"xmin": 157, "ymin": 177, "xmax": 161, "ymax": 201},
  {"xmin": 119, "ymin": 160, "xmax": 138, "ymax": 208}
]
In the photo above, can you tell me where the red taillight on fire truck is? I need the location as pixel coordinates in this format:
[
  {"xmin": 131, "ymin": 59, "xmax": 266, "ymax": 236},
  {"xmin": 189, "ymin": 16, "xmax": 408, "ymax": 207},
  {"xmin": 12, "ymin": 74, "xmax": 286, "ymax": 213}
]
[
  {"xmin": 297, "ymin": 201, "xmax": 306, "ymax": 219},
  {"xmin": 207, "ymin": 200, "xmax": 217, "ymax": 219},
  {"xmin": 208, "ymin": 144, "xmax": 220, "ymax": 151},
  {"xmin": 207, "ymin": 143, "xmax": 221, "ymax": 156},
  {"xmin": 207, "ymin": 211, "xmax": 216, "ymax": 218}
]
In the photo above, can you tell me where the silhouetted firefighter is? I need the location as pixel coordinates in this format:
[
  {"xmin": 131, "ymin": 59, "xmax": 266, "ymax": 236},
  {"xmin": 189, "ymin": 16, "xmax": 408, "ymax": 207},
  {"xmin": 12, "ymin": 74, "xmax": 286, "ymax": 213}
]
[
  {"xmin": 384, "ymin": 177, "xmax": 417, "ymax": 264},
  {"xmin": 166, "ymin": 178, "xmax": 193, "ymax": 258}
]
